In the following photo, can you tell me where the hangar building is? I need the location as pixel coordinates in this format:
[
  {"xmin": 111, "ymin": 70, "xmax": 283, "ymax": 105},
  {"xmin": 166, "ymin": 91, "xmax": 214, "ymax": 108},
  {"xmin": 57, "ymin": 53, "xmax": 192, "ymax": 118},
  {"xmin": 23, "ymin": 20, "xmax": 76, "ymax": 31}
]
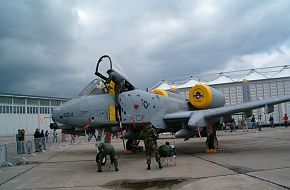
[
  {"xmin": 0, "ymin": 94, "xmax": 68, "ymax": 136},
  {"xmin": 151, "ymin": 65, "xmax": 290, "ymax": 125}
]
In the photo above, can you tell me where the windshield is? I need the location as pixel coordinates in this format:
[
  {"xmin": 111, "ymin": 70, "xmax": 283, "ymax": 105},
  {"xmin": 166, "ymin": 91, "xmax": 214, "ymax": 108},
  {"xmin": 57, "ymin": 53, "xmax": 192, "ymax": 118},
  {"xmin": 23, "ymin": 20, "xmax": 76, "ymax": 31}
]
[{"xmin": 79, "ymin": 78, "xmax": 107, "ymax": 96}]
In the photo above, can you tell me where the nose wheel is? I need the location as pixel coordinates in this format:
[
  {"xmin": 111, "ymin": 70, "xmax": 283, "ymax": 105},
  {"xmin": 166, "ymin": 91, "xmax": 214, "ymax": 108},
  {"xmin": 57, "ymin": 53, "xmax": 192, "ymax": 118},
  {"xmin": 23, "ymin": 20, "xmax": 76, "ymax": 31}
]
[{"xmin": 96, "ymin": 152, "xmax": 107, "ymax": 166}]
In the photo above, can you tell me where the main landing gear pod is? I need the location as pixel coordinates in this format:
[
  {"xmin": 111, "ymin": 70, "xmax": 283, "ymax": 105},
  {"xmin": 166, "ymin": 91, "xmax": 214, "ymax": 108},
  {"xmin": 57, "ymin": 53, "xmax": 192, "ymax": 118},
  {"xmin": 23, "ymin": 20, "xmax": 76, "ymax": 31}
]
[{"xmin": 188, "ymin": 84, "xmax": 225, "ymax": 109}]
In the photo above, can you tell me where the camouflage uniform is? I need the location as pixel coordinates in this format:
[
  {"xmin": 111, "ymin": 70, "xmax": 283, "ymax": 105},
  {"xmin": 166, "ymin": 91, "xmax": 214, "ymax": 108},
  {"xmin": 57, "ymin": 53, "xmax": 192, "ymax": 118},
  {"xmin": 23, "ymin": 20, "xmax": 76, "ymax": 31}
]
[
  {"xmin": 141, "ymin": 124, "xmax": 161, "ymax": 170},
  {"xmin": 97, "ymin": 142, "xmax": 118, "ymax": 172}
]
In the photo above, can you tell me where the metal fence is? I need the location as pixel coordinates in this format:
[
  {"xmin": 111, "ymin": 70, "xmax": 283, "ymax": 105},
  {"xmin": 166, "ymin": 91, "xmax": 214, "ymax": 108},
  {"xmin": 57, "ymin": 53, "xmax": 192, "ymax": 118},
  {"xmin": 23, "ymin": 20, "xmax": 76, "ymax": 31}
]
[{"xmin": 0, "ymin": 134, "xmax": 88, "ymax": 167}]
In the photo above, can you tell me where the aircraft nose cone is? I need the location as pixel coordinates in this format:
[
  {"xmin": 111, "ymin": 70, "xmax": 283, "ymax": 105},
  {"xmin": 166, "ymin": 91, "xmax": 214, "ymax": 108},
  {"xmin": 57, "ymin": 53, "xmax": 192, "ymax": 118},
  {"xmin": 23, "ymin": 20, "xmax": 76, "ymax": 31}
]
[{"xmin": 52, "ymin": 107, "xmax": 62, "ymax": 123}]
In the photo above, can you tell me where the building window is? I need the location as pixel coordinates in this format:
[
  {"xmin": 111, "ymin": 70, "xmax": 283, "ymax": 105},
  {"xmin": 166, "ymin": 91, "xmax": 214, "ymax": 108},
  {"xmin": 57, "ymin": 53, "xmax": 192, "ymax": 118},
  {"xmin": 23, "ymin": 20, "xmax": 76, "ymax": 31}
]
[
  {"xmin": 0, "ymin": 97, "xmax": 12, "ymax": 104},
  {"xmin": 13, "ymin": 106, "xmax": 16, "ymax": 114},
  {"xmin": 0, "ymin": 106, "xmax": 2, "ymax": 113},
  {"xmin": 6, "ymin": 106, "xmax": 10, "ymax": 113},
  {"xmin": 23, "ymin": 106, "xmax": 26, "ymax": 114},
  {"xmin": 27, "ymin": 99, "xmax": 38, "ymax": 106},
  {"xmin": 14, "ymin": 98, "xmax": 25, "ymax": 105},
  {"xmin": 51, "ymin": 100, "xmax": 61, "ymax": 106},
  {"xmin": 45, "ymin": 107, "xmax": 49, "ymax": 114},
  {"xmin": 40, "ymin": 99, "xmax": 50, "ymax": 106},
  {"xmin": 10, "ymin": 106, "xmax": 12, "ymax": 113}
]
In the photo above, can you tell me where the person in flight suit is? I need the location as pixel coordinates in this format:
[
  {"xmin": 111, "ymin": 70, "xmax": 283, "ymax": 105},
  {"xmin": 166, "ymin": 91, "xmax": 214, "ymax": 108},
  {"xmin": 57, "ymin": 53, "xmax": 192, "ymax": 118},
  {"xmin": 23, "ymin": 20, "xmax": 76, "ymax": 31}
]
[
  {"xmin": 105, "ymin": 69, "xmax": 125, "ymax": 108},
  {"xmin": 97, "ymin": 140, "xmax": 119, "ymax": 172},
  {"xmin": 96, "ymin": 69, "xmax": 126, "ymax": 121},
  {"xmin": 140, "ymin": 124, "xmax": 162, "ymax": 170}
]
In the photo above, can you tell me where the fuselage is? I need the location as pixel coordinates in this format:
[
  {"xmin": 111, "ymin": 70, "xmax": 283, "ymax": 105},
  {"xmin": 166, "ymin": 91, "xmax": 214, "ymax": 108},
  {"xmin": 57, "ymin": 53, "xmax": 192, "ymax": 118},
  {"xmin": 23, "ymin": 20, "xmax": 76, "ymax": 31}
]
[{"xmin": 52, "ymin": 89, "xmax": 189, "ymax": 131}]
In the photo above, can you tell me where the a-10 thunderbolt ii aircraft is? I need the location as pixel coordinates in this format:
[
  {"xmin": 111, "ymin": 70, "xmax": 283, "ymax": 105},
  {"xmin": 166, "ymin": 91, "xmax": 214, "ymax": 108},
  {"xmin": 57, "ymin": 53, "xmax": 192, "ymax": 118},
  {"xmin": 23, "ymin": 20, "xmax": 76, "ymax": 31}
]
[{"xmin": 50, "ymin": 55, "xmax": 290, "ymax": 151}]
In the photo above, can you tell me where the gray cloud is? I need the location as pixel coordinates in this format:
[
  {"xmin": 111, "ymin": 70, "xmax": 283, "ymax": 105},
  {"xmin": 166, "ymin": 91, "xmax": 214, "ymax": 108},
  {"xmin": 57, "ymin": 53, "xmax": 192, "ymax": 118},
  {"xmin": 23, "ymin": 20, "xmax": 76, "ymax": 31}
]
[{"xmin": 1, "ymin": 0, "xmax": 290, "ymax": 97}]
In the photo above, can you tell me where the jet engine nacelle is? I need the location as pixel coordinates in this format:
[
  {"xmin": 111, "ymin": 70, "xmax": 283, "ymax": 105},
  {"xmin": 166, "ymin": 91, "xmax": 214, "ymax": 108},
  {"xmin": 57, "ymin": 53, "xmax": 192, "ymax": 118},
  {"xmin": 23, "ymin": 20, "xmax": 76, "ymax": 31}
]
[
  {"xmin": 188, "ymin": 84, "xmax": 225, "ymax": 109},
  {"xmin": 151, "ymin": 89, "xmax": 182, "ymax": 99}
]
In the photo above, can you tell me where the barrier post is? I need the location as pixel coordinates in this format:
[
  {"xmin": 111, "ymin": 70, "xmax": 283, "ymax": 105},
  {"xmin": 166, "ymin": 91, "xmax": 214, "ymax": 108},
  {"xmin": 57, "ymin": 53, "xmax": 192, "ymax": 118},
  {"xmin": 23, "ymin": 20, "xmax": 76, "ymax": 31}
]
[
  {"xmin": 0, "ymin": 144, "xmax": 13, "ymax": 167},
  {"xmin": 26, "ymin": 139, "xmax": 32, "ymax": 154}
]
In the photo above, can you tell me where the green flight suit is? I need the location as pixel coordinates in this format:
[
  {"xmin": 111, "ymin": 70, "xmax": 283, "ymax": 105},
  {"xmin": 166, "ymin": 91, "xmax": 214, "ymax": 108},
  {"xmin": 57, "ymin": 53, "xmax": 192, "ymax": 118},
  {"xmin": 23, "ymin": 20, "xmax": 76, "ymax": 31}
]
[{"xmin": 97, "ymin": 142, "xmax": 118, "ymax": 171}]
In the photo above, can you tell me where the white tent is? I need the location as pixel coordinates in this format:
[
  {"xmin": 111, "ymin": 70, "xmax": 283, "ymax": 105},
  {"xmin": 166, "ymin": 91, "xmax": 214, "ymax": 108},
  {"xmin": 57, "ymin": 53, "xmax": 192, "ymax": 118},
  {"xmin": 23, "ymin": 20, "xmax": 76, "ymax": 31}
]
[
  {"xmin": 271, "ymin": 66, "xmax": 290, "ymax": 78},
  {"xmin": 155, "ymin": 80, "xmax": 171, "ymax": 90},
  {"xmin": 176, "ymin": 77, "xmax": 200, "ymax": 89},
  {"xmin": 239, "ymin": 69, "xmax": 267, "ymax": 81},
  {"xmin": 207, "ymin": 73, "xmax": 234, "ymax": 85}
]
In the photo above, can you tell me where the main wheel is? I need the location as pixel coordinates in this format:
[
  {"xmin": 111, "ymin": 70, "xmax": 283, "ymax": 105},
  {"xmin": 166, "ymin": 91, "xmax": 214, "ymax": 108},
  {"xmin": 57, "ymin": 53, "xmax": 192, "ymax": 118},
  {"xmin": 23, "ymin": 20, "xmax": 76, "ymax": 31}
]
[
  {"xmin": 126, "ymin": 139, "xmax": 133, "ymax": 151},
  {"xmin": 207, "ymin": 133, "xmax": 218, "ymax": 149},
  {"xmin": 96, "ymin": 152, "xmax": 107, "ymax": 166}
]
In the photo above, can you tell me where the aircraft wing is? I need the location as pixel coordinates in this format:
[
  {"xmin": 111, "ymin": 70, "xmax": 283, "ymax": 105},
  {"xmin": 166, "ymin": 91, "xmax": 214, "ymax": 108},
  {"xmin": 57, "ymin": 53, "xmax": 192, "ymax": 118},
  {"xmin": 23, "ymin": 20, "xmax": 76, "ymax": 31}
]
[{"xmin": 164, "ymin": 95, "xmax": 290, "ymax": 129}]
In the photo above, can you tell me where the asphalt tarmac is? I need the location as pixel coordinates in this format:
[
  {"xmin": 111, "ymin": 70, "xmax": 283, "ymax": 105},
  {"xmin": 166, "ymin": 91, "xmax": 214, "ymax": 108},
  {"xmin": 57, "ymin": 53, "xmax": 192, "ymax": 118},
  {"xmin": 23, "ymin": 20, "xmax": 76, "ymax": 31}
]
[{"xmin": 1, "ymin": 127, "xmax": 290, "ymax": 190}]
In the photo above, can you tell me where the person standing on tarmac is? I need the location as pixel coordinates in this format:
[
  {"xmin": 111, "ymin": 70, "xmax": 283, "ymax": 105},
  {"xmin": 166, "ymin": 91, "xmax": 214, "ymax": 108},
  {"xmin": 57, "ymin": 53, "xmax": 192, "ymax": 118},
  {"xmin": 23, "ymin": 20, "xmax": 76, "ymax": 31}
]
[
  {"xmin": 283, "ymin": 114, "xmax": 288, "ymax": 128},
  {"xmin": 19, "ymin": 129, "xmax": 25, "ymax": 154},
  {"xmin": 140, "ymin": 124, "xmax": 162, "ymax": 170},
  {"xmin": 97, "ymin": 140, "xmax": 119, "ymax": 172},
  {"xmin": 269, "ymin": 115, "xmax": 274, "ymax": 128},
  {"xmin": 251, "ymin": 115, "xmax": 256, "ymax": 129},
  {"xmin": 34, "ymin": 129, "xmax": 41, "ymax": 152},
  {"xmin": 16, "ymin": 129, "xmax": 21, "ymax": 154}
]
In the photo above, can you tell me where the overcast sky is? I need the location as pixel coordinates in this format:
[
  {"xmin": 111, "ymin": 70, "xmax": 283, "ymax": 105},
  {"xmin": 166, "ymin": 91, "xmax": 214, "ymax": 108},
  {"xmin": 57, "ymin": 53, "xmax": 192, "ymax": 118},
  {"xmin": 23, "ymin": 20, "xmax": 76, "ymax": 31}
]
[{"xmin": 1, "ymin": 0, "xmax": 290, "ymax": 98}]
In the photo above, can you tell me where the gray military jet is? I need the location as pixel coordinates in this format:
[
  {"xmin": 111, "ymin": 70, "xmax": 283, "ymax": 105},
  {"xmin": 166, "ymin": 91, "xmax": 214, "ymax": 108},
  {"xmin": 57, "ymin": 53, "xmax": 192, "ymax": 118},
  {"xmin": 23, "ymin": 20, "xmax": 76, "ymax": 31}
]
[{"xmin": 50, "ymin": 55, "xmax": 290, "ymax": 151}]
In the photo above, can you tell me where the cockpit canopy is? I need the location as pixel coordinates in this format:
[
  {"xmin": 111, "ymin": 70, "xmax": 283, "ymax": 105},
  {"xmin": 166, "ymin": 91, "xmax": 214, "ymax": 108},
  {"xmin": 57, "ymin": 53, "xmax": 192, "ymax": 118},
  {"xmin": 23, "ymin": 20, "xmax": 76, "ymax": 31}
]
[
  {"xmin": 79, "ymin": 78, "xmax": 107, "ymax": 96},
  {"xmin": 79, "ymin": 55, "xmax": 136, "ymax": 96}
]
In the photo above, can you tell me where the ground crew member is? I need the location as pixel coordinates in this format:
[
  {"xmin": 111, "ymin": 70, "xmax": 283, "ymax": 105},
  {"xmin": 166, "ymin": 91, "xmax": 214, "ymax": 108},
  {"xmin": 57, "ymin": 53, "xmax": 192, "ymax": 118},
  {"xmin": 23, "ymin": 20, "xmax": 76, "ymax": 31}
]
[
  {"xmin": 158, "ymin": 142, "xmax": 175, "ymax": 157},
  {"xmin": 97, "ymin": 140, "xmax": 119, "ymax": 172},
  {"xmin": 140, "ymin": 124, "xmax": 162, "ymax": 170}
]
